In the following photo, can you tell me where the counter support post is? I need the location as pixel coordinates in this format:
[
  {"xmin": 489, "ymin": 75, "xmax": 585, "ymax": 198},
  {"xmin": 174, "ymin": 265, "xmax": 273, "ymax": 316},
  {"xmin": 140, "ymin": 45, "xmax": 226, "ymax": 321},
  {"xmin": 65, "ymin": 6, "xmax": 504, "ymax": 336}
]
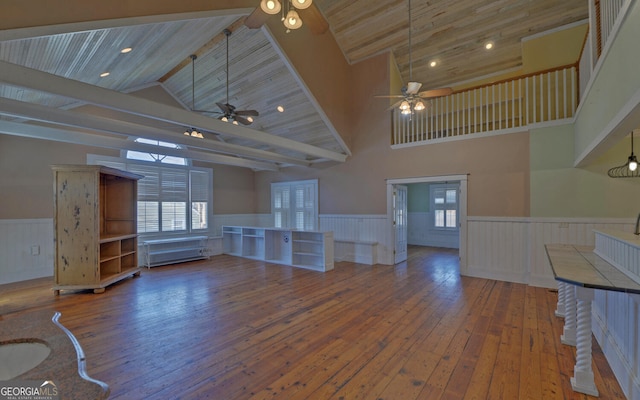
[
  {"xmin": 555, "ymin": 281, "xmax": 566, "ymax": 318},
  {"xmin": 571, "ymin": 286, "xmax": 598, "ymax": 396},
  {"xmin": 561, "ymin": 284, "xmax": 577, "ymax": 346}
]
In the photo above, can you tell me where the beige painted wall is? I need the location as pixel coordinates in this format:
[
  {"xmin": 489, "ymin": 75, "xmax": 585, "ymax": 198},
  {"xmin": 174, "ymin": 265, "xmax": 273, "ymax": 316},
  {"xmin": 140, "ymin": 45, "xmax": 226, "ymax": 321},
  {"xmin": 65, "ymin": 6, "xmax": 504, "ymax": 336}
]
[
  {"xmin": 255, "ymin": 53, "xmax": 531, "ymax": 217},
  {"xmin": 0, "ymin": 135, "xmax": 116, "ymax": 219},
  {"xmin": 0, "ymin": 134, "xmax": 256, "ymax": 219}
]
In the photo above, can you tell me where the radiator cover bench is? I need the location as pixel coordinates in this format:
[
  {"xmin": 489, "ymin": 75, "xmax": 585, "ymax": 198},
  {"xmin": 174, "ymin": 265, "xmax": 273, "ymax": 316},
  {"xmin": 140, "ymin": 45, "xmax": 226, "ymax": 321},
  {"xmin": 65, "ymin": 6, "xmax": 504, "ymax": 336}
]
[{"xmin": 141, "ymin": 236, "xmax": 209, "ymax": 268}]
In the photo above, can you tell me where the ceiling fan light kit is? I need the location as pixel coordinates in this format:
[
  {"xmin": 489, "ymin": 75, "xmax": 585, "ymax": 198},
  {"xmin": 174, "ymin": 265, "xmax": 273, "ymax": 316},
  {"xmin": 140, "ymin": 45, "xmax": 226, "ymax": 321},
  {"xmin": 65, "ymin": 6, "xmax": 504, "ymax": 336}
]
[
  {"xmin": 373, "ymin": 0, "xmax": 453, "ymax": 117},
  {"xmin": 260, "ymin": 0, "xmax": 313, "ymax": 31},
  {"xmin": 284, "ymin": 9, "xmax": 303, "ymax": 30},
  {"xmin": 292, "ymin": 0, "xmax": 312, "ymax": 9},
  {"xmin": 261, "ymin": 0, "xmax": 282, "ymax": 14},
  {"xmin": 182, "ymin": 29, "xmax": 259, "ymax": 134}
]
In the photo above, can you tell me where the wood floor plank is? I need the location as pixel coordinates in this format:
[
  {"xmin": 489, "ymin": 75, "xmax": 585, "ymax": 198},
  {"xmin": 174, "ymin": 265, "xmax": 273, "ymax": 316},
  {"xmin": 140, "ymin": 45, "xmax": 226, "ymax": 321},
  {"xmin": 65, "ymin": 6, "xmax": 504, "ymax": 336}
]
[{"xmin": 0, "ymin": 247, "xmax": 626, "ymax": 400}]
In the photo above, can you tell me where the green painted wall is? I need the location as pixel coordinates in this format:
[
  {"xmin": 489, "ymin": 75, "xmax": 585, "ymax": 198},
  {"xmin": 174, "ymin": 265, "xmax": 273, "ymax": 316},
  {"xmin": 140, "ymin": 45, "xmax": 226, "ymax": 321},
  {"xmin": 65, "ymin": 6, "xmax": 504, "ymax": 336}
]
[
  {"xmin": 530, "ymin": 124, "xmax": 640, "ymax": 217},
  {"xmin": 407, "ymin": 183, "xmax": 429, "ymax": 212}
]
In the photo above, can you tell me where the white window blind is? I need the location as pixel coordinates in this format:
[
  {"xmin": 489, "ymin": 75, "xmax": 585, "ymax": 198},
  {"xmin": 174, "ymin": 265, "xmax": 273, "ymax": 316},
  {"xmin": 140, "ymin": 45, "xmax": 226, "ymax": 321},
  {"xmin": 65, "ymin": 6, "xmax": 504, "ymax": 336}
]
[
  {"xmin": 88, "ymin": 154, "xmax": 211, "ymax": 236},
  {"xmin": 271, "ymin": 180, "xmax": 318, "ymax": 230},
  {"xmin": 430, "ymin": 184, "xmax": 459, "ymax": 231}
]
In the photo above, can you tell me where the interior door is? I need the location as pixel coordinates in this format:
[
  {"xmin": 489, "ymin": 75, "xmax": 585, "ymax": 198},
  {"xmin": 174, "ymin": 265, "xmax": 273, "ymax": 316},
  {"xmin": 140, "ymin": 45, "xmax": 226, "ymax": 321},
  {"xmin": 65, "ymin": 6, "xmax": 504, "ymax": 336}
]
[{"xmin": 394, "ymin": 184, "xmax": 408, "ymax": 264}]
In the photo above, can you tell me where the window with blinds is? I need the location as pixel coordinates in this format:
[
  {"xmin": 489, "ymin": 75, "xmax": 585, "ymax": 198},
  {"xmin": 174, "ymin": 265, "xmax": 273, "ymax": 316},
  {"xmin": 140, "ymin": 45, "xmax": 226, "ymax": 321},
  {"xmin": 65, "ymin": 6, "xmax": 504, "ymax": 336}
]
[
  {"xmin": 430, "ymin": 184, "xmax": 459, "ymax": 231},
  {"xmin": 87, "ymin": 154, "xmax": 211, "ymax": 236},
  {"xmin": 271, "ymin": 180, "xmax": 318, "ymax": 230}
]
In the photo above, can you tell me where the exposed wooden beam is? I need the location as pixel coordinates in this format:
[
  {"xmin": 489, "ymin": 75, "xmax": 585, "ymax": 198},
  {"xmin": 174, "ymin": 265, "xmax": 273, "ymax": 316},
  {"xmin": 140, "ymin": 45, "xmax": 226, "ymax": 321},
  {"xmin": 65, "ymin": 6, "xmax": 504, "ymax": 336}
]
[
  {"xmin": 0, "ymin": 60, "xmax": 347, "ymax": 163},
  {"xmin": 0, "ymin": 97, "xmax": 310, "ymax": 167},
  {"xmin": 0, "ymin": 120, "xmax": 279, "ymax": 171}
]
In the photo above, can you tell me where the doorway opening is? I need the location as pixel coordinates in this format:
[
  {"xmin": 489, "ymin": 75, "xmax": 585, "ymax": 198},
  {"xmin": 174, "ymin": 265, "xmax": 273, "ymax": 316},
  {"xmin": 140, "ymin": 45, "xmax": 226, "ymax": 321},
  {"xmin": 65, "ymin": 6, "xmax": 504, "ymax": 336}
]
[{"xmin": 386, "ymin": 175, "xmax": 467, "ymax": 272}]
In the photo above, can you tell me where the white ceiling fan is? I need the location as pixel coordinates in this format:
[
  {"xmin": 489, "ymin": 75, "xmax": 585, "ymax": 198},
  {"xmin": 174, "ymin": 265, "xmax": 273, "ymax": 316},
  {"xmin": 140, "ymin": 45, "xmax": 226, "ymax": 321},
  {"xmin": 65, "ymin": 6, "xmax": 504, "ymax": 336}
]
[{"xmin": 376, "ymin": 0, "xmax": 453, "ymax": 114}]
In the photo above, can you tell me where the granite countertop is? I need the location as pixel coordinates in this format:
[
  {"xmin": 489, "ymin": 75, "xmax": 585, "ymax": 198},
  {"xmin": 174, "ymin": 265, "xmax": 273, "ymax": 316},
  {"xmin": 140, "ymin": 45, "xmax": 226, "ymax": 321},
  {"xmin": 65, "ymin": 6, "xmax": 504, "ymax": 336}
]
[
  {"xmin": 0, "ymin": 310, "xmax": 109, "ymax": 400},
  {"xmin": 545, "ymin": 243, "xmax": 640, "ymax": 294}
]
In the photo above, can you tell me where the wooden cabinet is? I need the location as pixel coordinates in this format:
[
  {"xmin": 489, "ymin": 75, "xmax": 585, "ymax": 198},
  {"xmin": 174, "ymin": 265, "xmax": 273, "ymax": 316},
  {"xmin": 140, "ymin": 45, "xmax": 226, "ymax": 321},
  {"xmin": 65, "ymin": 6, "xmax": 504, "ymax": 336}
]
[
  {"xmin": 52, "ymin": 165, "xmax": 143, "ymax": 294},
  {"xmin": 223, "ymin": 226, "xmax": 334, "ymax": 272}
]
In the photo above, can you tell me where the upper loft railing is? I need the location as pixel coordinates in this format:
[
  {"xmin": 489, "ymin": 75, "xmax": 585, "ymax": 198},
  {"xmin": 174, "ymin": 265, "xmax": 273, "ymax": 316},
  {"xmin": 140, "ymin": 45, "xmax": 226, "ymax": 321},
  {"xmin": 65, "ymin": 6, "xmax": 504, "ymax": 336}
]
[
  {"xmin": 392, "ymin": 0, "xmax": 631, "ymax": 148},
  {"xmin": 579, "ymin": 0, "xmax": 628, "ymax": 99},
  {"xmin": 392, "ymin": 64, "xmax": 577, "ymax": 147}
]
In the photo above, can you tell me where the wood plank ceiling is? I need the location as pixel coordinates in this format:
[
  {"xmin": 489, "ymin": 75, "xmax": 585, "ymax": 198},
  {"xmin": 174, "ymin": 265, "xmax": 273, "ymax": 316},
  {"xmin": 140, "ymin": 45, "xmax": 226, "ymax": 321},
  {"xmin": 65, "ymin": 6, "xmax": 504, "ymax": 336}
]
[{"xmin": 0, "ymin": 0, "xmax": 588, "ymax": 170}]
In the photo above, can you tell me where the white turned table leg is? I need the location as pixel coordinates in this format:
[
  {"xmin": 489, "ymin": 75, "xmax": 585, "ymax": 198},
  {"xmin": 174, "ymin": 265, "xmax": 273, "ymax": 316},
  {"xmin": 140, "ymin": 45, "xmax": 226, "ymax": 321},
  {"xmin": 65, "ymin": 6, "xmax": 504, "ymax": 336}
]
[
  {"xmin": 555, "ymin": 281, "xmax": 566, "ymax": 318},
  {"xmin": 571, "ymin": 286, "xmax": 598, "ymax": 396},
  {"xmin": 561, "ymin": 284, "xmax": 577, "ymax": 346}
]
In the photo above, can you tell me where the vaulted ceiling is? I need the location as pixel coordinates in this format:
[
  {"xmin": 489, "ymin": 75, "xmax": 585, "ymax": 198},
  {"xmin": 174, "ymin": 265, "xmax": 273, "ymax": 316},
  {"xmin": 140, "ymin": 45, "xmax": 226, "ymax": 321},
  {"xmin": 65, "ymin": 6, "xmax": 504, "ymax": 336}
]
[{"xmin": 0, "ymin": 0, "xmax": 588, "ymax": 171}]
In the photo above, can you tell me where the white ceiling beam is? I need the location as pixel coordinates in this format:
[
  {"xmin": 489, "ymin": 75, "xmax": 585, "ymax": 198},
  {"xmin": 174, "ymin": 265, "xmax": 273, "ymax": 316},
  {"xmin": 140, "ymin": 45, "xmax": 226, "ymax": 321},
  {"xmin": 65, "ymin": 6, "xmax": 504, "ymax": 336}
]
[
  {"xmin": 0, "ymin": 60, "xmax": 347, "ymax": 163},
  {"xmin": 0, "ymin": 97, "xmax": 311, "ymax": 167},
  {"xmin": 0, "ymin": 120, "xmax": 279, "ymax": 171}
]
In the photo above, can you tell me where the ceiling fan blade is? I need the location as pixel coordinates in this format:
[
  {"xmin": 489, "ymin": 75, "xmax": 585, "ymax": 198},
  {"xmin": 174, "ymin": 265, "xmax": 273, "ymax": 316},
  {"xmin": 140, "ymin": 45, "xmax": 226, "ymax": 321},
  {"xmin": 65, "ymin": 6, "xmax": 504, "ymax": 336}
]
[
  {"xmin": 244, "ymin": 8, "xmax": 269, "ymax": 29},
  {"xmin": 405, "ymin": 82, "xmax": 423, "ymax": 95},
  {"xmin": 375, "ymin": 95, "xmax": 405, "ymax": 98},
  {"xmin": 235, "ymin": 109, "xmax": 259, "ymax": 116},
  {"xmin": 418, "ymin": 87, "xmax": 454, "ymax": 98},
  {"xmin": 298, "ymin": 4, "xmax": 329, "ymax": 35},
  {"xmin": 217, "ymin": 102, "xmax": 232, "ymax": 114},
  {"xmin": 234, "ymin": 115, "xmax": 252, "ymax": 125}
]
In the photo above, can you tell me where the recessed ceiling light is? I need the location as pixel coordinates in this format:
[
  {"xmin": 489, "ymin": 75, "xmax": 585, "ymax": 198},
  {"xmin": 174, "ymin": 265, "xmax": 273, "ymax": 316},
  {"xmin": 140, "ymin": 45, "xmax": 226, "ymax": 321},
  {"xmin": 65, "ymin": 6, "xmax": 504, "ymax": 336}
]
[
  {"xmin": 277, "ymin": 105, "xmax": 284, "ymax": 112},
  {"xmin": 484, "ymin": 41, "xmax": 494, "ymax": 50},
  {"xmin": 430, "ymin": 60, "xmax": 437, "ymax": 68},
  {"xmin": 100, "ymin": 72, "xmax": 110, "ymax": 78},
  {"xmin": 120, "ymin": 47, "xmax": 132, "ymax": 54}
]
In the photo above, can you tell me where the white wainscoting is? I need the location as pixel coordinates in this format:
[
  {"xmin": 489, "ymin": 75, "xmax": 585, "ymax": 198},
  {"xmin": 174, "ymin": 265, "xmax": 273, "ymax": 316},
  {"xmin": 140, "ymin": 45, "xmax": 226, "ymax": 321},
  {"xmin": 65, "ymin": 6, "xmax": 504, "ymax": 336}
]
[
  {"xmin": 592, "ymin": 290, "xmax": 640, "ymax": 400},
  {"xmin": 466, "ymin": 217, "xmax": 634, "ymax": 288},
  {"xmin": 408, "ymin": 211, "xmax": 459, "ymax": 249},
  {"xmin": 319, "ymin": 215, "xmax": 389, "ymax": 265},
  {"xmin": 0, "ymin": 219, "xmax": 54, "ymax": 285}
]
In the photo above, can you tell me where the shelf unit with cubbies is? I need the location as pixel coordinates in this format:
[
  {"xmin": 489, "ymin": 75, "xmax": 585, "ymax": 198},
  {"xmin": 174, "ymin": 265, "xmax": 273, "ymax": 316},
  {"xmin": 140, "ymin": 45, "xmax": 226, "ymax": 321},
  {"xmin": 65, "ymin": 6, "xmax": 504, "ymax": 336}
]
[
  {"xmin": 222, "ymin": 226, "xmax": 333, "ymax": 272},
  {"xmin": 52, "ymin": 165, "xmax": 143, "ymax": 294}
]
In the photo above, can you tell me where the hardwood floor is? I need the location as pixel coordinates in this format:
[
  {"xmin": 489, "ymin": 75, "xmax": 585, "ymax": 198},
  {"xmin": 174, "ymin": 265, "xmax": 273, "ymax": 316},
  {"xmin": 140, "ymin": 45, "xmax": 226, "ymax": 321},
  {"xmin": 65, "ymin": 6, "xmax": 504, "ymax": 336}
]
[{"xmin": 0, "ymin": 246, "xmax": 626, "ymax": 399}]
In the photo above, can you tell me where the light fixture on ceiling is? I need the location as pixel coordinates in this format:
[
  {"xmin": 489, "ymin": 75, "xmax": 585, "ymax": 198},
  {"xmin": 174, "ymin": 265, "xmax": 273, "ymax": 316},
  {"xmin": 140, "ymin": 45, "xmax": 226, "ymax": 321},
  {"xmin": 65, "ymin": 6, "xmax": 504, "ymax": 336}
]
[
  {"xmin": 277, "ymin": 105, "xmax": 285, "ymax": 112},
  {"xmin": 120, "ymin": 47, "xmax": 132, "ymax": 54},
  {"xmin": 413, "ymin": 100, "xmax": 426, "ymax": 111},
  {"xmin": 484, "ymin": 41, "xmax": 494, "ymax": 50},
  {"xmin": 183, "ymin": 128, "xmax": 204, "ymax": 139},
  {"xmin": 608, "ymin": 131, "xmax": 639, "ymax": 178},
  {"xmin": 261, "ymin": 0, "xmax": 281, "ymax": 14},
  {"xmin": 261, "ymin": 0, "xmax": 313, "ymax": 32},
  {"xmin": 100, "ymin": 72, "xmax": 110, "ymax": 78}
]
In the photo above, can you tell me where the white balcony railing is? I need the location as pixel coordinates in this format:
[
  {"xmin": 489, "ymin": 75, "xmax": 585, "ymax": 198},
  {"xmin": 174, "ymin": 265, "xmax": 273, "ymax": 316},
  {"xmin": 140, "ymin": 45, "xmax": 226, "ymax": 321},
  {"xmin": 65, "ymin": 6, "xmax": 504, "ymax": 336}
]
[{"xmin": 392, "ymin": 65, "xmax": 577, "ymax": 146}]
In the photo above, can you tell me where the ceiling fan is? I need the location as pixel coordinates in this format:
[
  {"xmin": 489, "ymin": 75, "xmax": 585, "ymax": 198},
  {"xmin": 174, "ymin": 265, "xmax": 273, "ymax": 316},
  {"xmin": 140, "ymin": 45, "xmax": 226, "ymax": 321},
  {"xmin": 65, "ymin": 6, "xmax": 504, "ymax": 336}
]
[
  {"xmin": 188, "ymin": 29, "xmax": 259, "ymax": 126},
  {"xmin": 244, "ymin": 0, "xmax": 329, "ymax": 35},
  {"xmin": 376, "ymin": 0, "xmax": 453, "ymax": 114}
]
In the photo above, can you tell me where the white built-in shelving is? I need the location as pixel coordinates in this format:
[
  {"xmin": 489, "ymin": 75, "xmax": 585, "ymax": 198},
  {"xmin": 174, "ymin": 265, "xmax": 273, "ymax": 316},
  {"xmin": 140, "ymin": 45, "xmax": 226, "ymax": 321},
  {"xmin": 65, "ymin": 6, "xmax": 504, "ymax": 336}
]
[{"xmin": 222, "ymin": 226, "xmax": 333, "ymax": 272}]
